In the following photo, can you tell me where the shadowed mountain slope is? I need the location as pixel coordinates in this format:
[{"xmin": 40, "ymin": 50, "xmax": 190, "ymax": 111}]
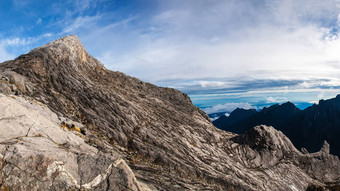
[
  {"xmin": 215, "ymin": 98, "xmax": 340, "ymax": 157},
  {"xmin": 213, "ymin": 108, "xmax": 258, "ymax": 130}
]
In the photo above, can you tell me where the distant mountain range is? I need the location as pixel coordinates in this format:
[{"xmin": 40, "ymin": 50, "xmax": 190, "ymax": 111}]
[
  {"xmin": 213, "ymin": 108, "xmax": 257, "ymax": 128},
  {"xmin": 213, "ymin": 95, "xmax": 340, "ymax": 157}
]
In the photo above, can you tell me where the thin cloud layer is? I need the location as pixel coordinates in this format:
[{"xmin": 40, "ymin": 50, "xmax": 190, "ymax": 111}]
[
  {"xmin": 203, "ymin": 102, "xmax": 257, "ymax": 114},
  {"xmin": 1, "ymin": 0, "xmax": 340, "ymax": 111}
]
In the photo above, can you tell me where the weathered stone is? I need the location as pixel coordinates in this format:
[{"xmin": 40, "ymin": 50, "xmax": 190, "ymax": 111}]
[
  {"xmin": 4, "ymin": 72, "xmax": 27, "ymax": 93},
  {"xmin": 0, "ymin": 94, "xmax": 145, "ymax": 191},
  {"xmin": 0, "ymin": 83, "xmax": 10, "ymax": 94}
]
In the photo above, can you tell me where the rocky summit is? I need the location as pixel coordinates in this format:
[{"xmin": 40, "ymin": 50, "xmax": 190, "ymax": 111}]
[{"xmin": 0, "ymin": 35, "xmax": 339, "ymax": 190}]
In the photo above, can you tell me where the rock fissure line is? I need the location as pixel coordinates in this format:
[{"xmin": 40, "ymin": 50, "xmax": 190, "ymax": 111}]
[{"xmin": 0, "ymin": 115, "xmax": 26, "ymax": 122}]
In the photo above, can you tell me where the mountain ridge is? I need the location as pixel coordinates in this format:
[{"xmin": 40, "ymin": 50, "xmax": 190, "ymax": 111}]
[
  {"xmin": 213, "ymin": 108, "xmax": 257, "ymax": 129},
  {"xmin": 0, "ymin": 35, "xmax": 339, "ymax": 190},
  {"xmin": 214, "ymin": 96, "xmax": 340, "ymax": 157}
]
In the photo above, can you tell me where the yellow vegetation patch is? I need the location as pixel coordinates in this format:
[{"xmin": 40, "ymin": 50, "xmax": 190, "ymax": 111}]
[
  {"xmin": 61, "ymin": 122, "xmax": 68, "ymax": 130},
  {"xmin": 60, "ymin": 122, "xmax": 85, "ymax": 135},
  {"xmin": 0, "ymin": 185, "xmax": 10, "ymax": 191},
  {"xmin": 70, "ymin": 126, "xmax": 81, "ymax": 133}
]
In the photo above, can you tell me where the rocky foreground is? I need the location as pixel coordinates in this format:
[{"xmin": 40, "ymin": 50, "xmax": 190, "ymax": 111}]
[{"xmin": 0, "ymin": 36, "xmax": 339, "ymax": 190}]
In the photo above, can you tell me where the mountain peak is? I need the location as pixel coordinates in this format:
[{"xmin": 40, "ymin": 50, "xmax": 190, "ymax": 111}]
[
  {"xmin": 38, "ymin": 35, "xmax": 86, "ymax": 56},
  {"xmin": 44, "ymin": 35, "xmax": 82, "ymax": 47},
  {"xmin": 281, "ymin": 101, "xmax": 299, "ymax": 109},
  {"xmin": 30, "ymin": 35, "xmax": 104, "ymax": 70},
  {"xmin": 320, "ymin": 140, "xmax": 330, "ymax": 154}
]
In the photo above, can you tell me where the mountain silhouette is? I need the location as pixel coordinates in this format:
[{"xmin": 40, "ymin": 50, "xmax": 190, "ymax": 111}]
[
  {"xmin": 213, "ymin": 108, "xmax": 258, "ymax": 129},
  {"xmin": 214, "ymin": 97, "xmax": 340, "ymax": 157}
]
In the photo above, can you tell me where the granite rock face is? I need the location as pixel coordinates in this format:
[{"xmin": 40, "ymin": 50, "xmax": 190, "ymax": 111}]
[
  {"xmin": 0, "ymin": 35, "xmax": 339, "ymax": 190},
  {"xmin": 0, "ymin": 94, "xmax": 144, "ymax": 191}
]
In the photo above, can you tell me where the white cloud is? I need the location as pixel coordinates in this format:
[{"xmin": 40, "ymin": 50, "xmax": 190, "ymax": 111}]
[
  {"xmin": 0, "ymin": 34, "xmax": 54, "ymax": 63},
  {"xmin": 36, "ymin": 18, "xmax": 42, "ymax": 25},
  {"xmin": 203, "ymin": 102, "xmax": 257, "ymax": 114},
  {"xmin": 309, "ymin": 100, "xmax": 319, "ymax": 104},
  {"xmin": 4, "ymin": 0, "xmax": 340, "ymax": 102},
  {"xmin": 210, "ymin": 112, "xmax": 229, "ymax": 121},
  {"xmin": 4, "ymin": 38, "xmax": 28, "ymax": 46},
  {"xmin": 298, "ymin": 79, "xmax": 340, "ymax": 89},
  {"xmin": 198, "ymin": 81, "xmax": 231, "ymax": 88},
  {"xmin": 210, "ymin": 116, "xmax": 220, "ymax": 121},
  {"xmin": 266, "ymin": 97, "xmax": 289, "ymax": 103},
  {"xmin": 0, "ymin": 38, "xmax": 30, "ymax": 62},
  {"xmin": 3, "ymin": 0, "xmax": 340, "ymax": 111},
  {"xmin": 72, "ymin": 0, "xmax": 97, "ymax": 14},
  {"xmin": 43, "ymin": 33, "xmax": 53, "ymax": 37},
  {"xmin": 62, "ymin": 15, "xmax": 101, "ymax": 34},
  {"xmin": 318, "ymin": 91, "xmax": 325, "ymax": 99},
  {"xmin": 13, "ymin": 0, "xmax": 29, "ymax": 7},
  {"xmin": 70, "ymin": 0, "xmax": 340, "ymax": 89},
  {"xmin": 0, "ymin": 44, "xmax": 15, "ymax": 62}
]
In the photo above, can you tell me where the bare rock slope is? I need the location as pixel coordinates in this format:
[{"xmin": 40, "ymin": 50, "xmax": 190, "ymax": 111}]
[
  {"xmin": 0, "ymin": 35, "xmax": 339, "ymax": 190},
  {"xmin": 0, "ymin": 94, "xmax": 146, "ymax": 191}
]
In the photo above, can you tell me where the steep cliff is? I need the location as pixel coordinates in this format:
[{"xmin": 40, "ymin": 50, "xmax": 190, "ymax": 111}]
[{"xmin": 0, "ymin": 35, "xmax": 339, "ymax": 190}]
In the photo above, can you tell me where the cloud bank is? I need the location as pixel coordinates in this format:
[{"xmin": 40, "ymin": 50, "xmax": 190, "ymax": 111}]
[
  {"xmin": 3, "ymin": 0, "xmax": 340, "ymax": 84},
  {"xmin": 2, "ymin": 0, "xmax": 340, "ymax": 110}
]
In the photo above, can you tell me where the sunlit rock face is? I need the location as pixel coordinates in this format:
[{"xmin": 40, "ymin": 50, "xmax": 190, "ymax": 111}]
[
  {"xmin": 0, "ymin": 94, "xmax": 144, "ymax": 191},
  {"xmin": 0, "ymin": 35, "xmax": 339, "ymax": 190}
]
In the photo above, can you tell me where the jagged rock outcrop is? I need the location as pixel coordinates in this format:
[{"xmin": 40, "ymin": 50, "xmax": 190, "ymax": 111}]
[{"xmin": 0, "ymin": 35, "xmax": 339, "ymax": 190}]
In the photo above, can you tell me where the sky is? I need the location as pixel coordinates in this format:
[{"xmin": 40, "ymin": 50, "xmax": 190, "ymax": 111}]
[{"xmin": 1, "ymin": 0, "xmax": 340, "ymax": 114}]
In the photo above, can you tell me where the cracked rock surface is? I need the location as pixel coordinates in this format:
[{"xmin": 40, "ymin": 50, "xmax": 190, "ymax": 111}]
[
  {"xmin": 0, "ymin": 35, "xmax": 339, "ymax": 190},
  {"xmin": 0, "ymin": 94, "xmax": 145, "ymax": 191}
]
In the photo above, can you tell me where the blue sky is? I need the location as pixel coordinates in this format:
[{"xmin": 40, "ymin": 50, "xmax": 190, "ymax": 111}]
[{"xmin": 1, "ymin": 0, "xmax": 340, "ymax": 114}]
